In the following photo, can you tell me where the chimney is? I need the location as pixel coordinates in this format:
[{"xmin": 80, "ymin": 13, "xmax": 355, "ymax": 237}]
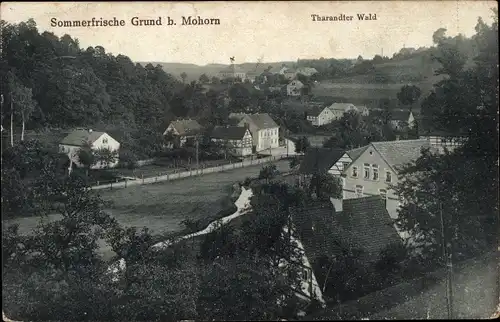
[{"xmin": 330, "ymin": 197, "xmax": 343, "ymax": 213}]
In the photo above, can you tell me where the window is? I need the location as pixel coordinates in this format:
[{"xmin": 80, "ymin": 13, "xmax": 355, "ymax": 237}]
[
  {"xmin": 352, "ymin": 166, "xmax": 358, "ymax": 178},
  {"xmin": 302, "ymin": 269, "xmax": 309, "ymax": 282},
  {"xmin": 379, "ymin": 189, "xmax": 387, "ymax": 200},
  {"xmin": 363, "ymin": 163, "xmax": 370, "ymax": 179},
  {"xmin": 385, "ymin": 171, "xmax": 392, "ymax": 183},
  {"xmin": 372, "ymin": 164, "xmax": 379, "ymax": 181},
  {"xmin": 355, "ymin": 185, "xmax": 364, "ymax": 197},
  {"xmin": 103, "ymin": 138, "xmax": 108, "ymax": 144}
]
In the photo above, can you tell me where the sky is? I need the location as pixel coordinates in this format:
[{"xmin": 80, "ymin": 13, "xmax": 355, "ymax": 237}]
[{"xmin": 1, "ymin": 1, "xmax": 497, "ymax": 65}]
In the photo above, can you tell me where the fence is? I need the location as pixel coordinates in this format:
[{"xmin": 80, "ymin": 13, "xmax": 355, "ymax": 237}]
[{"xmin": 91, "ymin": 155, "xmax": 289, "ymax": 191}]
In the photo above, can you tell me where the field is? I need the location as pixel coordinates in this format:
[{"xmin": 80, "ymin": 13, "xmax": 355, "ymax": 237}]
[{"xmin": 5, "ymin": 160, "xmax": 291, "ymax": 261}]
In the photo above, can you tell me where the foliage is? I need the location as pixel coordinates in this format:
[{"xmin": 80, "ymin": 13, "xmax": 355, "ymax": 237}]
[
  {"xmin": 395, "ymin": 16, "xmax": 499, "ymax": 262},
  {"xmin": 295, "ymin": 136, "xmax": 311, "ymax": 153},
  {"xmin": 308, "ymin": 172, "xmax": 343, "ymax": 201},
  {"xmin": 397, "ymin": 84, "xmax": 422, "ymax": 107},
  {"xmin": 258, "ymin": 163, "xmax": 279, "ymax": 183}
]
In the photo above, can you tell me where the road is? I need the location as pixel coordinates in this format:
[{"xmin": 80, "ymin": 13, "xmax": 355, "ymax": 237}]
[{"xmin": 5, "ymin": 160, "xmax": 291, "ymax": 261}]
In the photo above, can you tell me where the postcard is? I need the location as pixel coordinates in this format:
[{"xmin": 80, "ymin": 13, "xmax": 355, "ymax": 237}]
[{"xmin": 1, "ymin": 1, "xmax": 498, "ymax": 321}]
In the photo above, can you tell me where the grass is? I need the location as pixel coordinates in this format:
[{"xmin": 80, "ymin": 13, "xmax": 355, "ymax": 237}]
[{"xmin": 4, "ymin": 160, "xmax": 291, "ymax": 261}]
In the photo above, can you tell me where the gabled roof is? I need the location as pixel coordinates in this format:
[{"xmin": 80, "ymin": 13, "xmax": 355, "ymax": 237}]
[
  {"xmin": 291, "ymin": 201, "xmax": 343, "ymax": 263},
  {"xmin": 308, "ymin": 104, "xmax": 330, "ymax": 117},
  {"xmin": 328, "ymin": 103, "xmax": 356, "ymax": 112},
  {"xmin": 60, "ymin": 129, "xmax": 107, "ymax": 146},
  {"xmin": 242, "ymin": 113, "xmax": 279, "ymax": 129},
  {"xmin": 211, "ymin": 126, "xmax": 249, "ymax": 140},
  {"xmin": 345, "ymin": 146, "xmax": 370, "ymax": 162},
  {"xmin": 298, "ymin": 147, "xmax": 346, "ymax": 174},
  {"xmin": 391, "ymin": 110, "xmax": 412, "ymax": 122},
  {"xmin": 292, "ymin": 196, "xmax": 402, "ymax": 265},
  {"xmin": 332, "ymin": 196, "xmax": 402, "ymax": 259},
  {"xmin": 168, "ymin": 119, "xmax": 203, "ymax": 136},
  {"xmin": 371, "ymin": 139, "xmax": 430, "ymax": 170},
  {"xmin": 288, "ymin": 80, "xmax": 304, "ymax": 87}
]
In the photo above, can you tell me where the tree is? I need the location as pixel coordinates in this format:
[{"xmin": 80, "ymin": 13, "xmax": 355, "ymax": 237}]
[
  {"xmin": 395, "ymin": 15, "xmax": 499, "ymax": 263},
  {"xmin": 180, "ymin": 72, "xmax": 187, "ymax": 84},
  {"xmin": 93, "ymin": 147, "xmax": 118, "ymax": 169},
  {"xmin": 295, "ymin": 136, "xmax": 310, "ymax": 154},
  {"xmin": 397, "ymin": 84, "xmax": 422, "ymax": 108},
  {"xmin": 432, "ymin": 27, "xmax": 448, "ymax": 45},
  {"xmin": 77, "ymin": 142, "xmax": 95, "ymax": 176},
  {"xmin": 7, "ymin": 72, "xmax": 37, "ymax": 142},
  {"xmin": 259, "ymin": 164, "xmax": 278, "ymax": 183},
  {"xmin": 198, "ymin": 73, "xmax": 209, "ymax": 84},
  {"xmin": 211, "ymin": 76, "xmax": 220, "ymax": 84},
  {"xmin": 308, "ymin": 172, "xmax": 342, "ymax": 201}
]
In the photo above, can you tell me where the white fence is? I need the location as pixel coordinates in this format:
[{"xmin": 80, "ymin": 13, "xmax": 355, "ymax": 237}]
[{"xmin": 91, "ymin": 155, "xmax": 289, "ymax": 191}]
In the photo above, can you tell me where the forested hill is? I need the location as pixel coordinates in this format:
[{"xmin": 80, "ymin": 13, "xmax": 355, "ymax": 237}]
[{"xmin": 1, "ymin": 19, "xmax": 185, "ymax": 135}]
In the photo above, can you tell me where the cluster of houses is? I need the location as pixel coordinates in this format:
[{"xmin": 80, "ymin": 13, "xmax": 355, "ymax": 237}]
[
  {"xmin": 217, "ymin": 64, "xmax": 318, "ymax": 98},
  {"xmin": 217, "ymin": 65, "xmax": 318, "ymax": 84},
  {"xmin": 305, "ymin": 101, "xmax": 417, "ymax": 131},
  {"xmin": 284, "ymin": 131, "xmax": 468, "ymax": 304},
  {"xmin": 57, "ymin": 112, "xmax": 281, "ymax": 170},
  {"xmin": 163, "ymin": 113, "xmax": 281, "ymax": 157}
]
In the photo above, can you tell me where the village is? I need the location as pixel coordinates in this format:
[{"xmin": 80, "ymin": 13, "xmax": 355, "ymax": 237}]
[{"xmin": 1, "ymin": 3, "xmax": 498, "ymax": 321}]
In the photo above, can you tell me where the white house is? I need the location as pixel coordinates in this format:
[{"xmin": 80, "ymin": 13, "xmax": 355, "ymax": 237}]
[
  {"xmin": 307, "ymin": 104, "xmax": 335, "ymax": 126},
  {"xmin": 218, "ymin": 66, "xmax": 247, "ymax": 81},
  {"xmin": 342, "ymin": 139, "xmax": 433, "ymax": 220},
  {"xmin": 389, "ymin": 110, "xmax": 415, "ymax": 130},
  {"xmin": 237, "ymin": 113, "xmax": 280, "ymax": 153},
  {"xmin": 210, "ymin": 125, "xmax": 253, "ymax": 157},
  {"xmin": 59, "ymin": 129, "xmax": 120, "ymax": 169},
  {"xmin": 287, "ymin": 80, "xmax": 305, "ymax": 97}
]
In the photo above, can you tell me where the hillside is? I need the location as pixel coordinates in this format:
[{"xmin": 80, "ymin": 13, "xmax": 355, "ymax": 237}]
[{"xmin": 138, "ymin": 61, "xmax": 296, "ymax": 81}]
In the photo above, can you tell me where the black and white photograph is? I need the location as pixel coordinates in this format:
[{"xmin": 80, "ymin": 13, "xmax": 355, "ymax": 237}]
[{"xmin": 1, "ymin": 1, "xmax": 499, "ymax": 320}]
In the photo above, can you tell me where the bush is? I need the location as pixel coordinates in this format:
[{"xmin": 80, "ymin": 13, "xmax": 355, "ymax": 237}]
[{"xmin": 118, "ymin": 149, "xmax": 138, "ymax": 169}]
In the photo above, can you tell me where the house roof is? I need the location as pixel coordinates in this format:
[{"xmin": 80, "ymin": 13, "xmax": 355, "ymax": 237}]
[
  {"xmin": 168, "ymin": 119, "xmax": 203, "ymax": 136},
  {"xmin": 329, "ymin": 103, "xmax": 356, "ymax": 111},
  {"xmin": 291, "ymin": 201, "xmax": 344, "ymax": 263},
  {"xmin": 60, "ymin": 129, "xmax": 107, "ymax": 146},
  {"xmin": 346, "ymin": 146, "xmax": 370, "ymax": 162},
  {"xmin": 298, "ymin": 147, "xmax": 346, "ymax": 174},
  {"xmin": 211, "ymin": 125, "xmax": 249, "ymax": 140},
  {"xmin": 292, "ymin": 196, "xmax": 402, "ymax": 265},
  {"xmin": 391, "ymin": 110, "xmax": 412, "ymax": 122},
  {"xmin": 308, "ymin": 104, "xmax": 329, "ymax": 117},
  {"xmin": 242, "ymin": 113, "xmax": 279, "ymax": 129},
  {"xmin": 332, "ymin": 196, "xmax": 402, "ymax": 259},
  {"xmin": 288, "ymin": 80, "xmax": 304, "ymax": 87},
  {"xmin": 371, "ymin": 139, "xmax": 430, "ymax": 170}
]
